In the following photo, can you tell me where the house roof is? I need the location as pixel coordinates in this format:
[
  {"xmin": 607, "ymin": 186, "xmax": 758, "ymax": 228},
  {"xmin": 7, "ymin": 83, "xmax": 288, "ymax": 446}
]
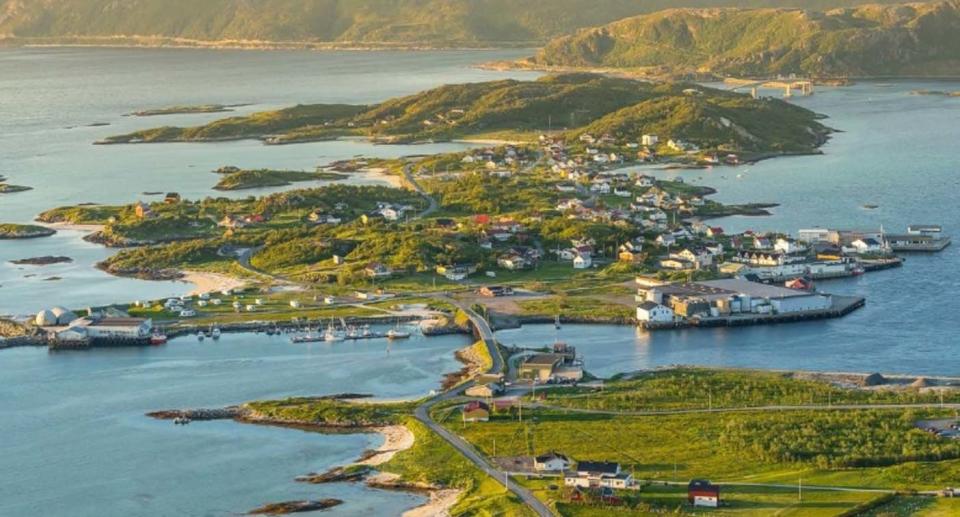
[
  {"xmin": 576, "ymin": 461, "xmax": 620, "ymax": 475},
  {"xmin": 522, "ymin": 354, "xmax": 564, "ymax": 367},
  {"xmin": 638, "ymin": 301, "xmax": 665, "ymax": 311},
  {"xmin": 87, "ymin": 317, "xmax": 148, "ymax": 328},
  {"xmin": 535, "ymin": 451, "xmax": 570, "ymax": 463},
  {"xmin": 464, "ymin": 401, "xmax": 489, "ymax": 412}
]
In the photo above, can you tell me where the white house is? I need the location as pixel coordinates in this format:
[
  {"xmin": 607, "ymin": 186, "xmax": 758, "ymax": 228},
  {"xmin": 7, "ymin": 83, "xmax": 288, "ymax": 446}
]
[
  {"xmin": 774, "ymin": 238, "xmax": 807, "ymax": 254},
  {"xmin": 849, "ymin": 238, "xmax": 884, "ymax": 254},
  {"xmin": 564, "ymin": 462, "xmax": 634, "ymax": 489},
  {"xmin": 534, "ymin": 452, "xmax": 572, "ymax": 472},
  {"xmin": 636, "ymin": 301, "xmax": 674, "ymax": 323},
  {"xmin": 573, "ymin": 254, "xmax": 593, "ymax": 269},
  {"xmin": 656, "ymin": 234, "xmax": 677, "ymax": 247},
  {"xmin": 635, "ymin": 174, "xmax": 655, "ymax": 188},
  {"xmin": 641, "ymin": 134, "xmax": 659, "ymax": 146}
]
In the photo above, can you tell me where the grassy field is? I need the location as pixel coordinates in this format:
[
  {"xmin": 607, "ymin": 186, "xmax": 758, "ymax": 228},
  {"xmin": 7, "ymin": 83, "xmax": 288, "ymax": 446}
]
[
  {"xmin": 381, "ymin": 417, "xmax": 536, "ymax": 516},
  {"xmin": 515, "ymin": 295, "xmax": 634, "ymax": 322},
  {"xmin": 535, "ymin": 368, "xmax": 960, "ymax": 412}
]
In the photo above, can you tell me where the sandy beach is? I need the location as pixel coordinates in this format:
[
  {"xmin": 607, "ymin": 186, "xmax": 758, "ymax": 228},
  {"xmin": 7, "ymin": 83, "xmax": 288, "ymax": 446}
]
[
  {"xmin": 38, "ymin": 222, "xmax": 105, "ymax": 233},
  {"xmin": 358, "ymin": 425, "xmax": 415, "ymax": 466},
  {"xmin": 181, "ymin": 271, "xmax": 247, "ymax": 296},
  {"xmin": 360, "ymin": 425, "xmax": 463, "ymax": 516},
  {"xmin": 402, "ymin": 489, "xmax": 462, "ymax": 517}
]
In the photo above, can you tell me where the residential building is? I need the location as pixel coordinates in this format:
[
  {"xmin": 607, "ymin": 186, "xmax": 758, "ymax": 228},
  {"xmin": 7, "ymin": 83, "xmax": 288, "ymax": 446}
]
[
  {"xmin": 364, "ymin": 262, "xmax": 393, "ymax": 279},
  {"xmin": 573, "ymin": 254, "xmax": 592, "ymax": 269},
  {"xmin": 534, "ymin": 452, "xmax": 572, "ymax": 472},
  {"xmin": 564, "ymin": 462, "xmax": 634, "ymax": 489},
  {"xmin": 636, "ymin": 301, "xmax": 674, "ymax": 323},
  {"xmin": 462, "ymin": 401, "xmax": 490, "ymax": 423},
  {"xmin": 688, "ymin": 480, "xmax": 721, "ymax": 508}
]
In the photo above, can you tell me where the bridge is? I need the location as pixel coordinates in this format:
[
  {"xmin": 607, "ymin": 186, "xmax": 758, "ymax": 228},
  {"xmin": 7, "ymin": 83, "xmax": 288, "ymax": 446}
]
[{"xmin": 724, "ymin": 78, "xmax": 815, "ymax": 98}]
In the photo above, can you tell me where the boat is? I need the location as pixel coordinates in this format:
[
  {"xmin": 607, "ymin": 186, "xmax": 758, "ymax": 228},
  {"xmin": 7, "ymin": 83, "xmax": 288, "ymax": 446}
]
[
  {"xmin": 862, "ymin": 203, "xmax": 879, "ymax": 209},
  {"xmin": 211, "ymin": 326, "xmax": 221, "ymax": 340},
  {"xmin": 324, "ymin": 326, "xmax": 344, "ymax": 342},
  {"xmin": 197, "ymin": 331, "xmax": 205, "ymax": 341},
  {"xmin": 150, "ymin": 332, "xmax": 168, "ymax": 346},
  {"xmin": 386, "ymin": 328, "xmax": 411, "ymax": 340}
]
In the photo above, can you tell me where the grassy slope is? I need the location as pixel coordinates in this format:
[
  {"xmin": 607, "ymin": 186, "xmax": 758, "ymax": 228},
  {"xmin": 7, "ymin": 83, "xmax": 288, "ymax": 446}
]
[
  {"xmin": 103, "ymin": 74, "xmax": 828, "ymax": 154},
  {"xmin": 534, "ymin": 1, "xmax": 960, "ymax": 78},
  {"xmin": 380, "ymin": 417, "xmax": 536, "ymax": 516},
  {"xmin": 0, "ymin": 0, "xmax": 905, "ymax": 47}
]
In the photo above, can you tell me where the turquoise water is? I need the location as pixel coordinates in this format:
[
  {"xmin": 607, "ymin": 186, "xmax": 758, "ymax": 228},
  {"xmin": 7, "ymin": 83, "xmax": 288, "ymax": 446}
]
[
  {"xmin": 0, "ymin": 330, "xmax": 471, "ymax": 516},
  {"xmin": 605, "ymin": 80, "xmax": 960, "ymax": 376},
  {"xmin": 0, "ymin": 48, "xmax": 540, "ymax": 314}
]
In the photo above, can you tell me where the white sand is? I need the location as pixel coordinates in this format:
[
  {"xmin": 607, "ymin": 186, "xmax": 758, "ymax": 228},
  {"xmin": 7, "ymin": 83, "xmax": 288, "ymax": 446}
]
[
  {"xmin": 38, "ymin": 222, "xmax": 105, "ymax": 233},
  {"xmin": 358, "ymin": 425, "xmax": 415, "ymax": 466},
  {"xmin": 181, "ymin": 271, "xmax": 247, "ymax": 296},
  {"xmin": 402, "ymin": 489, "xmax": 462, "ymax": 517}
]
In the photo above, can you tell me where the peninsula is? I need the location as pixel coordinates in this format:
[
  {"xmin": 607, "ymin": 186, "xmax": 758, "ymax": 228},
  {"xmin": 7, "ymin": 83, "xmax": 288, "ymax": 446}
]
[{"xmin": 212, "ymin": 168, "xmax": 348, "ymax": 191}]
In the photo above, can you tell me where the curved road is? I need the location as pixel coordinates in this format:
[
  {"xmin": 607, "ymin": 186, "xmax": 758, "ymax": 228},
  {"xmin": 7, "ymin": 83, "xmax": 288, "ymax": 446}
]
[
  {"xmin": 414, "ymin": 299, "xmax": 553, "ymax": 516},
  {"xmin": 402, "ymin": 164, "xmax": 438, "ymax": 220}
]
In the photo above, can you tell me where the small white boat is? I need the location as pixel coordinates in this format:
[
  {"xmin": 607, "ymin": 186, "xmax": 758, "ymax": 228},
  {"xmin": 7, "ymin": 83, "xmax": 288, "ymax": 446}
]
[
  {"xmin": 387, "ymin": 328, "xmax": 411, "ymax": 340},
  {"xmin": 197, "ymin": 332, "xmax": 205, "ymax": 341},
  {"xmin": 211, "ymin": 327, "xmax": 221, "ymax": 340},
  {"xmin": 324, "ymin": 326, "xmax": 344, "ymax": 342}
]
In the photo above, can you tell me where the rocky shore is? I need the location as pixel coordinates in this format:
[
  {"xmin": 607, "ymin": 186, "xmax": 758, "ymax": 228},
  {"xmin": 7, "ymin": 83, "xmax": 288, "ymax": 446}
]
[
  {"xmin": 0, "ymin": 224, "xmax": 56, "ymax": 240},
  {"xmin": 248, "ymin": 499, "xmax": 342, "ymax": 515}
]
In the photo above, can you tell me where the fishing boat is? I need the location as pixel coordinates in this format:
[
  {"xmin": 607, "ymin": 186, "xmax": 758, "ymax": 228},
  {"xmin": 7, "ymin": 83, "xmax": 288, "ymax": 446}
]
[
  {"xmin": 197, "ymin": 331, "xmax": 205, "ymax": 342},
  {"xmin": 324, "ymin": 326, "xmax": 344, "ymax": 342},
  {"xmin": 150, "ymin": 332, "xmax": 168, "ymax": 346},
  {"xmin": 211, "ymin": 326, "xmax": 221, "ymax": 340},
  {"xmin": 386, "ymin": 327, "xmax": 411, "ymax": 340}
]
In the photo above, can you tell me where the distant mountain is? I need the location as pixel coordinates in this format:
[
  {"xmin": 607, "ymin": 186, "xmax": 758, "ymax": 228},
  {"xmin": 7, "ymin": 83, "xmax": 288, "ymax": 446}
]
[
  {"xmin": 531, "ymin": 1, "xmax": 960, "ymax": 78},
  {"xmin": 0, "ymin": 0, "xmax": 905, "ymax": 48},
  {"xmin": 100, "ymin": 74, "xmax": 830, "ymax": 156}
]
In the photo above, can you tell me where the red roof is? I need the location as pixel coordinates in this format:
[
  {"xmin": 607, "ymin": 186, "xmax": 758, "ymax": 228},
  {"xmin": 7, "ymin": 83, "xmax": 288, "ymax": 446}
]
[{"xmin": 474, "ymin": 214, "xmax": 491, "ymax": 225}]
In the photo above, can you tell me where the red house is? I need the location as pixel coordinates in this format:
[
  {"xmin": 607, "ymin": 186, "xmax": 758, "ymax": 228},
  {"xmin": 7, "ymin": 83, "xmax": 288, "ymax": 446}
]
[{"xmin": 688, "ymin": 479, "xmax": 720, "ymax": 507}]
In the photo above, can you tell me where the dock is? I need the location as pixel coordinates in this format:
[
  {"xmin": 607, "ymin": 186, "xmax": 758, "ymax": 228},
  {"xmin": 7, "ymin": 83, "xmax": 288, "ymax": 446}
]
[{"xmin": 642, "ymin": 295, "xmax": 865, "ymax": 330}]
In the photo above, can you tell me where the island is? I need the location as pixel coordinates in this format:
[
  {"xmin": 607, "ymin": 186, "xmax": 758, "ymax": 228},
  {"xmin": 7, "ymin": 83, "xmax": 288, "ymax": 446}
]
[
  {"xmin": 96, "ymin": 74, "xmax": 831, "ymax": 160},
  {"xmin": 128, "ymin": 104, "xmax": 238, "ymax": 117},
  {"xmin": 10, "ymin": 256, "xmax": 73, "ymax": 266},
  {"xmin": 0, "ymin": 224, "xmax": 56, "ymax": 240},
  {"xmin": 212, "ymin": 167, "xmax": 348, "ymax": 191},
  {"xmin": 0, "ymin": 176, "xmax": 32, "ymax": 194}
]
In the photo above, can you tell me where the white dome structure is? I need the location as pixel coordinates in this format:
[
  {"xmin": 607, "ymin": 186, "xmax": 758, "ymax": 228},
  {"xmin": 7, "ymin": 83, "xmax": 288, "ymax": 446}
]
[
  {"xmin": 50, "ymin": 307, "xmax": 78, "ymax": 326},
  {"xmin": 35, "ymin": 309, "xmax": 57, "ymax": 327}
]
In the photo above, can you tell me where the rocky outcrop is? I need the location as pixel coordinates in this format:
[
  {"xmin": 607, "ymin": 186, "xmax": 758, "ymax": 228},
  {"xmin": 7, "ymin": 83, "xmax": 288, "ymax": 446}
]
[
  {"xmin": 248, "ymin": 499, "xmax": 343, "ymax": 515},
  {"xmin": 10, "ymin": 256, "xmax": 73, "ymax": 266},
  {"xmin": 146, "ymin": 407, "xmax": 244, "ymax": 421}
]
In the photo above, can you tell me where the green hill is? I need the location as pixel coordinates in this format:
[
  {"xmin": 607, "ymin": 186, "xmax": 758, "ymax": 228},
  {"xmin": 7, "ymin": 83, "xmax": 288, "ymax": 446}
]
[
  {"xmin": 532, "ymin": 1, "xmax": 960, "ymax": 78},
  {"xmin": 0, "ymin": 0, "xmax": 905, "ymax": 48},
  {"xmin": 100, "ymin": 74, "xmax": 829, "ymax": 155}
]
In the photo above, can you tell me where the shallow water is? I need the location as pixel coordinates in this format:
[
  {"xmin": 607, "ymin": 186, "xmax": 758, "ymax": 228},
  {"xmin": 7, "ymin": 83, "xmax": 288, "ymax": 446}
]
[{"xmin": 0, "ymin": 330, "xmax": 470, "ymax": 516}]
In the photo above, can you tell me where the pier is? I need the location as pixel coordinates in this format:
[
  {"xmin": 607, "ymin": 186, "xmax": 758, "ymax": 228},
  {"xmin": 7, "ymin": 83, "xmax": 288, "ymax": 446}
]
[{"xmin": 642, "ymin": 295, "xmax": 865, "ymax": 330}]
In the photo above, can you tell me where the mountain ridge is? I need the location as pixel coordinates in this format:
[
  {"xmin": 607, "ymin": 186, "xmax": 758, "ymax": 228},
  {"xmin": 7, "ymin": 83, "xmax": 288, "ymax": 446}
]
[
  {"xmin": 0, "ymin": 0, "xmax": 907, "ymax": 48},
  {"xmin": 530, "ymin": 1, "xmax": 960, "ymax": 78}
]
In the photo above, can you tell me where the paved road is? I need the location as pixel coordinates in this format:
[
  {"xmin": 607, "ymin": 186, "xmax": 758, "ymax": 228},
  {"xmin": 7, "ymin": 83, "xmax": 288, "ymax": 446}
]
[
  {"xmin": 413, "ymin": 298, "xmax": 553, "ymax": 516},
  {"xmin": 403, "ymin": 164, "xmax": 438, "ymax": 220},
  {"xmin": 235, "ymin": 246, "xmax": 291, "ymax": 283}
]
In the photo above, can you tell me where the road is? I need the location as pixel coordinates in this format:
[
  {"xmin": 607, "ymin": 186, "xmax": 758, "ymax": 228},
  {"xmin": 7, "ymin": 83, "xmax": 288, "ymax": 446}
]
[
  {"xmin": 413, "ymin": 298, "xmax": 553, "ymax": 516},
  {"xmin": 403, "ymin": 164, "xmax": 438, "ymax": 219}
]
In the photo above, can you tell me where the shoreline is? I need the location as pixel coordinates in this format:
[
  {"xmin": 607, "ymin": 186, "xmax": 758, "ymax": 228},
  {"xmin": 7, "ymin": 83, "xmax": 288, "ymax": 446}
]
[{"xmin": 180, "ymin": 270, "xmax": 247, "ymax": 296}]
